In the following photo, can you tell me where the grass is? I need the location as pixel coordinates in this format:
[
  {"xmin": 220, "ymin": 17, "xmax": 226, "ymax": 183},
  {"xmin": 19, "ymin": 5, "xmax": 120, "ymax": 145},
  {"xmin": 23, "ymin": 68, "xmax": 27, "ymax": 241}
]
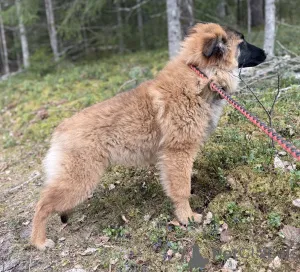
[{"xmin": 0, "ymin": 49, "xmax": 299, "ymax": 271}]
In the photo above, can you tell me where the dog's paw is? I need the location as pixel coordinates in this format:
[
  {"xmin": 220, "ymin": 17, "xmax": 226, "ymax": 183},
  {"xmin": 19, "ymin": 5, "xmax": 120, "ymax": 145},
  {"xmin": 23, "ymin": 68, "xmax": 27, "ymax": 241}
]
[
  {"xmin": 176, "ymin": 211, "xmax": 203, "ymax": 225},
  {"xmin": 34, "ymin": 239, "xmax": 55, "ymax": 251}
]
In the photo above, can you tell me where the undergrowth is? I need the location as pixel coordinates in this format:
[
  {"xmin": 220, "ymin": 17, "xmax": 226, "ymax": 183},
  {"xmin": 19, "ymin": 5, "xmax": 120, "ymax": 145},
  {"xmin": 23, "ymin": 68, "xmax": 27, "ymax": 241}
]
[{"xmin": 0, "ymin": 49, "xmax": 299, "ymax": 271}]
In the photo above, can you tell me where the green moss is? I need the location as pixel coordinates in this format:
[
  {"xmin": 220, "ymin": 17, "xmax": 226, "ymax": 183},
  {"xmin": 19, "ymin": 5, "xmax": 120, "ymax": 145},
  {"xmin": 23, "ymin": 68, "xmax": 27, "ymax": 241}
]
[{"xmin": 1, "ymin": 49, "xmax": 299, "ymax": 271}]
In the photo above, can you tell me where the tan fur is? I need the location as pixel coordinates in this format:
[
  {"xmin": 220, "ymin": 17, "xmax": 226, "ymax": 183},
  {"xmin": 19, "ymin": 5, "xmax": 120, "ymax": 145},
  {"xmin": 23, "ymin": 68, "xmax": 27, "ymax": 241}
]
[{"xmin": 31, "ymin": 23, "xmax": 243, "ymax": 250}]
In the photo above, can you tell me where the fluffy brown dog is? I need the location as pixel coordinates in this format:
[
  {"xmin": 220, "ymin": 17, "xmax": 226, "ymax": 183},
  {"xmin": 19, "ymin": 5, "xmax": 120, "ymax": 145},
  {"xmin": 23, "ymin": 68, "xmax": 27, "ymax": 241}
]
[{"xmin": 31, "ymin": 23, "xmax": 266, "ymax": 250}]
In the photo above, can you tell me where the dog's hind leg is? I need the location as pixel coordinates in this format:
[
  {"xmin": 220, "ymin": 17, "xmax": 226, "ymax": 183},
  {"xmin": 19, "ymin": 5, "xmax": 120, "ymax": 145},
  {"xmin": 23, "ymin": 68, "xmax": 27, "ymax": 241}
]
[{"xmin": 31, "ymin": 158, "xmax": 107, "ymax": 250}]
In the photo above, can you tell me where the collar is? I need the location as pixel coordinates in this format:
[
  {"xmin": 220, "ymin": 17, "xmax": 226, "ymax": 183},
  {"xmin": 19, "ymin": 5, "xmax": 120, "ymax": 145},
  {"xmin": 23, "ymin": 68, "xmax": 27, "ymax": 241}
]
[{"xmin": 189, "ymin": 64, "xmax": 224, "ymax": 100}]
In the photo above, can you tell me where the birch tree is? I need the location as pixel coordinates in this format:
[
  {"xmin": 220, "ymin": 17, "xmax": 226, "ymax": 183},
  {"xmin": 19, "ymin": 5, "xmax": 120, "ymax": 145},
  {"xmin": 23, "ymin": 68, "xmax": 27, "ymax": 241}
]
[
  {"xmin": 166, "ymin": 0, "xmax": 181, "ymax": 59},
  {"xmin": 0, "ymin": 1, "xmax": 9, "ymax": 74},
  {"xmin": 16, "ymin": 0, "xmax": 30, "ymax": 68},
  {"xmin": 264, "ymin": 0, "xmax": 276, "ymax": 57},
  {"xmin": 44, "ymin": 0, "xmax": 59, "ymax": 62}
]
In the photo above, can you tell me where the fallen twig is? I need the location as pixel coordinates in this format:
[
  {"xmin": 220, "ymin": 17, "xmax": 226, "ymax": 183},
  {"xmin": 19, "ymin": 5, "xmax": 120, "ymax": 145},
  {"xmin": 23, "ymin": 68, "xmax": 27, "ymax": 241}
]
[
  {"xmin": 118, "ymin": 78, "xmax": 137, "ymax": 93},
  {"xmin": 276, "ymin": 40, "xmax": 299, "ymax": 57},
  {"xmin": 2, "ymin": 171, "xmax": 41, "ymax": 198},
  {"xmin": 269, "ymin": 75, "xmax": 281, "ymax": 148}
]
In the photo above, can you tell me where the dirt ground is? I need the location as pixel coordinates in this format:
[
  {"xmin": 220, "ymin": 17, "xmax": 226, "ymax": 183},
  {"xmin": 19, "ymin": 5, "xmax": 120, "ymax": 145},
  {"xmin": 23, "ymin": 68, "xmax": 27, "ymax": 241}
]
[{"xmin": 1, "ymin": 54, "xmax": 300, "ymax": 272}]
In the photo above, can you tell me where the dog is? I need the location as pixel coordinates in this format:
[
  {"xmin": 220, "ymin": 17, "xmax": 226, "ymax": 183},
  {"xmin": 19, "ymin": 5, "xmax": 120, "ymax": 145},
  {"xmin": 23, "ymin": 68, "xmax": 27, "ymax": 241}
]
[{"xmin": 31, "ymin": 23, "xmax": 266, "ymax": 250}]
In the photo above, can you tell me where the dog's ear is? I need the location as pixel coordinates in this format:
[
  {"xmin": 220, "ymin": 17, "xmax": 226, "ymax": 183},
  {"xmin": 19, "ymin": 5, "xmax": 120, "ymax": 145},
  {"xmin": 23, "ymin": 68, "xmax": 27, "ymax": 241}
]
[
  {"xmin": 186, "ymin": 25, "xmax": 197, "ymax": 37},
  {"xmin": 203, "ymin": 36, "xmax": 226, "ymax": 58}
]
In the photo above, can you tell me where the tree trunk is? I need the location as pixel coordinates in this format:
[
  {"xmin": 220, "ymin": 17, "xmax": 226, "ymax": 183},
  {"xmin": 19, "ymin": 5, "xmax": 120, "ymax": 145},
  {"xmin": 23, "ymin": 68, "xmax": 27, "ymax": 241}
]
[
  {"xmin": 137, "ymin": 0, "xmax": 145, "ymax": 50},
  {"xmin": 116, "ymin": 0, "xmax": 124, "ymax": 54},
  {"xmin": 44, "ymin": 0, "xmax": 59, "ymax": 62},
  {"xmin": 216, "ymin": 0, "xmax": 226, "ymax": 18},
  {"xmin": 180, "ymin": 0, "xmax": 194, "ymax": 37},
  {"xmin": 16, "ymin": 0, "xmax": 30, "ymax": 68},
  {"xmin": 247, "ymin": 0, "xmax": 252, "ymax": 41},
  {"xmin": 0, "ymin": 3, "xmax": 10, "ymax": 74},
  {"xmin": 236, "ymin": 0, "xmax": 240, "ymax": 25},
  {"xmin": 264, "ymin": 0, "xmax": 276, "ymax": 57},
  {"xmin": 250, "ymin": 0, "xmax": 264, "ymax": 27},
  {"xmin": 166, "ymin": 0, "xmax": 181, "ymax": 59},
  {"xmin": 13, "ymin": 28, "xmax": 22, "ymax": 71}
]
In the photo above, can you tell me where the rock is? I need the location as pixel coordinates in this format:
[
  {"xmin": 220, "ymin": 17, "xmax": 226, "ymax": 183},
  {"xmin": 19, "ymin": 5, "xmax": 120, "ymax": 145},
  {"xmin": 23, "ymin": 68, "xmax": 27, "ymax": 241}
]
[
  {"xmin": 278, "ymin": 151, "xmax": 287, "ymax": 156},
  {"xmin": 168, "ymin": 219, "xmax": 181, "ymax": 227},
  {"xmin": 174, "ymin": 252, "xmax": 182, "ymax": 260},
  {"xmin": 203, "ymin": 212, "xmax": 213, "ymax": 225},
  {"xmin": 3, "ymin": 259, "xmax": 20, "ymax": 271},
  {"xmin": 286, "ymin": 165, "xmax": 296, "ymax": 171},
  {"xmin": 58, "ymin": 237, "xmax": 66, "ymax": 242},
  {"xmin": 94, "ymin": 235, "xmax": 110, "ymax": 246},
  {"xmin": 220, "ymin": 222, "xmax": 228, "ymax": 231},
  {"xmin": 20, "ymin": 226, "xmax": 31, "ymax": 239},
  {"xmin": 274, "ymin": 156, "xmax": 285, "ymax": 170},
  {"xmin": 281, "ymin": 225, "xmax": 300, "ymax": 245},
  {"xmin": 60, "ymin": 249, "xmax": 69, "ymax": 257},
  {"xmin": 220, "ymin": 229, "xmax": 233, "ymax": 243},
  {"xmin": 143, "ymin": 214, "xmax": 151, "ymax": 221},
  {"xmin": 80, "ymin": 247, "xmax": 97, "ymax": 256},
  {"xmin": 108, "ymin": 184, "xmax": 115, "ymax": 190},
  {"xmin": 223, "ymin": 258, "xmax": 238, "ymax": 271},
  {"xmin": 288, "ymin": 127, "xmax": 295, "ymax": 136},
  {"xmin": 268, "ymin": 256, "xmax": 281, "ymax": 269},
  {"xmin": 292, "ymin": 199, "xmax": 300, "ymax": 208},
  {"xmin": 164, "ymin": 249, "xmax": 174, "ymax": 261},
  {"xmin": 227, "ymin": 177, "xmax": 237, "ymax": 188},
  {"xmin": 36, "ymin": 109, "xmax": 49, "ymax": 120}
]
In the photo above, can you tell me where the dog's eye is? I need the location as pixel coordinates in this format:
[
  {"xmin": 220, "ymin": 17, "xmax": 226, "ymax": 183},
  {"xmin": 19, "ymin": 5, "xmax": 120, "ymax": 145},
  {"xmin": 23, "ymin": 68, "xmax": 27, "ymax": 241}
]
[{"xmin": 222, "ymin": 37, "xmax": 227, "ymax": 44}]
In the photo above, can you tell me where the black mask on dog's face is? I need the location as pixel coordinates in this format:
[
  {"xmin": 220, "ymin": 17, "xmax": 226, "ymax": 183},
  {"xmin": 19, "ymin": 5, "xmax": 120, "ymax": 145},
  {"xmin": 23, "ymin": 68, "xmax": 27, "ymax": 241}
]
[{"xmin": 238, "ymin": 40, "xmax": 266, "ymax": 68}]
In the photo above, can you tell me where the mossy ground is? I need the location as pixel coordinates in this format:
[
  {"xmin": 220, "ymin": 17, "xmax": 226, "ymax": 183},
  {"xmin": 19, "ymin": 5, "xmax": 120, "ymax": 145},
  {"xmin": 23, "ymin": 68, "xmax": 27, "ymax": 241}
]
[{"xmin": 0, "ymin": 50, "xmax": 299, "ymax": 271}]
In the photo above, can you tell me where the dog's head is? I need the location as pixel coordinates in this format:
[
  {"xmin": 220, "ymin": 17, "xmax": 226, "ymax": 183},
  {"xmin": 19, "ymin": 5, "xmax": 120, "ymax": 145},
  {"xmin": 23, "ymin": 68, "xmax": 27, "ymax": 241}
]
[{"xmin": 180, "ymin": 23, "xmax": 266, "ymax": 70}]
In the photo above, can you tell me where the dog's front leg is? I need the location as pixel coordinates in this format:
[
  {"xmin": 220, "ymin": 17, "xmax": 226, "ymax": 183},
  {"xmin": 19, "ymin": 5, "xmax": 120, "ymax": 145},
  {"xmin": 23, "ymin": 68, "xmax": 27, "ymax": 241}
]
[{"xmin": 158, "ymin": 148, "xmax": 202, "ymax": 225}]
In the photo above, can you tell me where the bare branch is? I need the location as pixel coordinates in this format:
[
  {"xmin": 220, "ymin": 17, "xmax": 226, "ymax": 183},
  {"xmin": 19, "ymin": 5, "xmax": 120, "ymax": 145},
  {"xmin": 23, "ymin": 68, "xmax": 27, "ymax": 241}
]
[
  {"xmin": 276, "ymin": 40, "xmax": 299, "ymax": 57},
  {"xmin": 238, "ymin": 70, "xmax": 272, "ymax": 123},
  {"xmin": 117, "ymin": 0, "xmax": 150, "ymax": 12}
]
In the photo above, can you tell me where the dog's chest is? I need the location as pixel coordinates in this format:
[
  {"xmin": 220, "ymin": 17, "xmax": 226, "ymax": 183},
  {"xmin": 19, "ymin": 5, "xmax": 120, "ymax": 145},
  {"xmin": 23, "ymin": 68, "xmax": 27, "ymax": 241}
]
[
  {"xmin": 205, "ymin": 96, "xmax": 226, "ymax": 138},
  {"xmin": 191, "ymin": 88, "xmax": 226, "ymax": 141}
]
